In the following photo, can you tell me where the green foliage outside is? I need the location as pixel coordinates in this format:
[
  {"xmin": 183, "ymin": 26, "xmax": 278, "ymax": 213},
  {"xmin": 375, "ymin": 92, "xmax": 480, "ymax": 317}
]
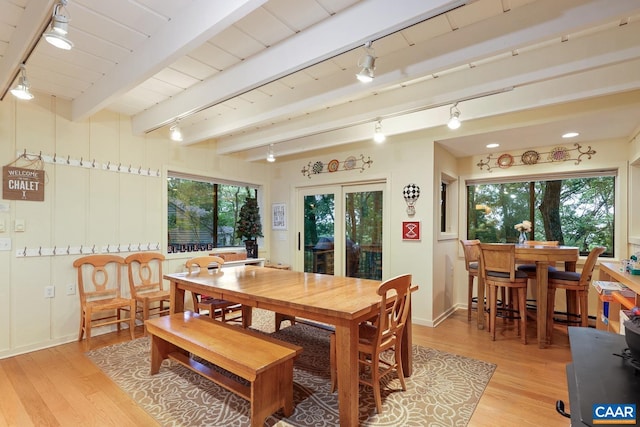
[
  {"xmin": 467, "ymin": 176, "xmax": 614, "ymax": 256},
  {"xmin": 304, "ymin": 194, "xmax": 335, "ymax": 247},
  {"xmin": 168, "ymin": 177, "xmax": 255, "ymax": 247}
]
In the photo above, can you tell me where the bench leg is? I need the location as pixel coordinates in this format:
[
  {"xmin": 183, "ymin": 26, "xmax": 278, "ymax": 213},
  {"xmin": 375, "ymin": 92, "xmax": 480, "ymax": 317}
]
[
  {"xmin": 150, "ymin": 334, "xmax": 178, "ymax": 374},
  {"xmin": 251, "ymin": 359, "xmax": 295, "ymax": 426}
]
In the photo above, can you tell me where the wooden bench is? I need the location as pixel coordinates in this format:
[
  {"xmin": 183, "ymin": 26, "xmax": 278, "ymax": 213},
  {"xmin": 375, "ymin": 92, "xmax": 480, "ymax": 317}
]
[{"xmin": 145, "ymin": 311, "xmax": 302, "ymax": 427}]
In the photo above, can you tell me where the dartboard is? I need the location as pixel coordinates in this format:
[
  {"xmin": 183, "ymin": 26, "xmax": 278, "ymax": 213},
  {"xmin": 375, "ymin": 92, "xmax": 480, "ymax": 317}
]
[{"xmin": 402, "ymin": 183, "xmax": 420, "ymax": 202}]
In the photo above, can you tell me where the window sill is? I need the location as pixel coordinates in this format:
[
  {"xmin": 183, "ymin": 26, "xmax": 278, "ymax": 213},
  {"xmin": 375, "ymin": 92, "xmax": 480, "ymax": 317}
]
[
  {"xmin": 438, "ymin": 232, "xmax": 458, "ymax": 242},
  {"xmin": 629, "ymin": 236, "xmax": 640, "ymax": 246}
]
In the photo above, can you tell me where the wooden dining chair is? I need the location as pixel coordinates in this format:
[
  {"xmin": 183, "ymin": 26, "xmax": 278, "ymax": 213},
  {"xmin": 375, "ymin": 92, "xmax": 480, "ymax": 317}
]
[
  {"xmin": 546, "ymin": 246, "xmax": 606, "ymax": 343},
  {"xmin": 187, "ymin": 256, "xmax": 243, "ymax": 325},
  {"xmin": 479, "ymin": 244, "xmax": 529, "ymax": 344},
  {"xmin": 460, "ymin": 239, "xmax": 480, "ymax": 321},
  {"xmin": 73, "ymin": 254, "xmax": 135, "ymax": 349},
  {"xmin": 329, "ymin": 273, "xmax": 412, "ymax": 414},
  {"xmin": 124, "ymin": 252, "xmax": 170, "ymax": 335}
]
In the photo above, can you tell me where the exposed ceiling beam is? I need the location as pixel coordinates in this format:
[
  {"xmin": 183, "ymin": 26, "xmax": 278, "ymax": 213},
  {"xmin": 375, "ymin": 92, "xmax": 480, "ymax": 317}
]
[
  {"xmin": 235, "ymin": 57, "xmax": 640, "ymax": 161},
  {"xmin": 70, "ymin": 0, "xmax": 268, "ymax": 121},
  {"xmin": 0, "ymin": 0, "xmax": 56, "ymax": 100},
  {"xmin": 215, "ymin": 10, "xmax": 640, "ymax": 155},
  {"xmin": 131, "ymin": 0, "xmax": 468, "ymax": 135},
  {"xmin": 184, "ymin": 0, "xmax": 640, "ymax": 148}
]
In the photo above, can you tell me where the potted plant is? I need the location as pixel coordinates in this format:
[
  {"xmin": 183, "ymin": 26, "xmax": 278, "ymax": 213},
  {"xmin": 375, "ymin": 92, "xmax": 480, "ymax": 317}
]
[{"xmin": 236, "ymin": 197, "xmax": 263, "ymax": 258}]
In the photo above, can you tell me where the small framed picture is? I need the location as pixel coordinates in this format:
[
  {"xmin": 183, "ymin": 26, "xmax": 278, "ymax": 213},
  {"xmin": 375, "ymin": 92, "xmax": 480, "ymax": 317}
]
[
  {"xmin": 272, "ymin": 203, "xmax": 287, "ymax": 230},
  {"xmin": 402, "ymin": 221, "xmax": 420, "ymax": 241}
]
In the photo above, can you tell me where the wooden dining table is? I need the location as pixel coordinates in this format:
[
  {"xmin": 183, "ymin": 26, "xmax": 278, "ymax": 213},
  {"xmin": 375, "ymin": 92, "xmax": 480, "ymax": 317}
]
[
  {"xmin": 165, "ymin": 265, "xmax": 417, "ymax": 426},
  {"xmin": 476, "ymin": 244, "xmax": 579, "ymax": 348}
]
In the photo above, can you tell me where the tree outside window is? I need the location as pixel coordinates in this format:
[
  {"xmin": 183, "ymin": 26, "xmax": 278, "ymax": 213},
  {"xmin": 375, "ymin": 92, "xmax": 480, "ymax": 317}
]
[
  {"xmin": 467, "ymin": 174, "xmax": 615, "ymax": 257},
  {"xmin": 167, "ymin": 175, "xmax": 258, "ymax": 253}
]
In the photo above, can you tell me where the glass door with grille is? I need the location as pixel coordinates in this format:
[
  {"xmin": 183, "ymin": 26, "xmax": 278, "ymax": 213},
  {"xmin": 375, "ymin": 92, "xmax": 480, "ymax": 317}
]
[{"xmin": 297, "ymin": 182, "xmax": 384, "ymax": 279}]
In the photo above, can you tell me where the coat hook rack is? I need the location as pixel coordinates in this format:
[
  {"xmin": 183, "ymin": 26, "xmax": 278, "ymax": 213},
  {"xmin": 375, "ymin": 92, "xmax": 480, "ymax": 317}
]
[{"xmin": 16, "ymin": 150, "xmax": 159, "ymax": 178}]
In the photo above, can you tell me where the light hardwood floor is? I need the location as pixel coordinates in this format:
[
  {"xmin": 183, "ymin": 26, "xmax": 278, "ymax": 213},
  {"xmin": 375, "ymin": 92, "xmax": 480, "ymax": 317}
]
[{"xmin": 0, "ymin": 310, "xmax": 573, "ymax": 427}]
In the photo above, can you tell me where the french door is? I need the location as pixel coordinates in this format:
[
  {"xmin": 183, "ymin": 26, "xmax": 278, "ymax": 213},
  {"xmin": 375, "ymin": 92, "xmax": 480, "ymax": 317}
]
[{"xmin": 297, "ymin": 182, "xmax": 385, "ymax": 279}]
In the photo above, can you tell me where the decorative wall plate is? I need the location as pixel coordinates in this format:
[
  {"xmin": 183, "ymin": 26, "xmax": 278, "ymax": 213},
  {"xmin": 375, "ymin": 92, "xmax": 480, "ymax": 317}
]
[
  {"xmin": 521, "ymin": 150, "xmax": 540, "ymax": 165},
  {"xmin": 497, "ymin": 153, "xmax": 514, "ymax": 168},
  {"xmin": 301, "ymin": 154, "xmax": 373, "ymax": 178},
  {"xmin": 477, "ymin": 143, "xmax": 596, "ymax": 172},
  {"xmin": 344, "ymin": 156, "xmax": 356, "ymax": 170},
  {"xmin": 549, "ymin": 146, "xmax": 569, "ymax": 162},
  {"xmin": 312, "ymin": 161, "xmax": 324, "ymax": 174}
]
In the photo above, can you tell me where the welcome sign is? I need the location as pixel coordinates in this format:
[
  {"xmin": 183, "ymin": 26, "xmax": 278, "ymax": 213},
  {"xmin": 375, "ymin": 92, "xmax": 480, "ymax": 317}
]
[{"xmin": 3, "ymin": 166, "xmax": 45, "ymax": 201}]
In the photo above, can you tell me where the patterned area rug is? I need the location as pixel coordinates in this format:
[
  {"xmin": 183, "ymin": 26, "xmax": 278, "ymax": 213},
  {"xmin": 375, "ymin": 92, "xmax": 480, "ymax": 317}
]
[{"xmin": 86, "ymin": 310, "xmax": 495, "ymax": 426}]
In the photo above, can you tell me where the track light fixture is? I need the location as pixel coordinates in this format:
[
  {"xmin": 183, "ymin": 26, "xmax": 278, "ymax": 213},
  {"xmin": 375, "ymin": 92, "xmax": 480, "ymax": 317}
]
[
  {"xmin": 447, "ymin": 103, "xmax": 461, "ymax": 130},
  {"xmin": 43, "ymin": 0, "xmax": 73, "ymax": 50},
  {"xmin": 169, "ymin": 121, "xmax": 183, "ymax": 142},
  {"xmin": 356, "ymin": 42, "xmax": 376, "ymax": 83},
  {"xmin": 373, "ymin": 121, "xmax": 386, "ymax": 143},
  {"xmin": 266, "ymin": 144, "xmax": 276, "ymax": 162},
  {"xmin": 10, "ymin": 64, "xmax": 34, "ymax": 100}
]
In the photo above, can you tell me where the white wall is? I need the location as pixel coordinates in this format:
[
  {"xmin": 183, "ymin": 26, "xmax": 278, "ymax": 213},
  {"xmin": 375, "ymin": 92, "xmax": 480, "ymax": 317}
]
[
  {"xmin": 0, "ymin": 95, "xmax": 268, "ymax": 358},
  {"xmin": 433, "ymin": 143, "xmax": 460, "ymax": 325}
]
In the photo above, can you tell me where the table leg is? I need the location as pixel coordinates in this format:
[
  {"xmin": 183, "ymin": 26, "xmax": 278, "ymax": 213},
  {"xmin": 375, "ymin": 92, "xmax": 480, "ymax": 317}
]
[
  {"xmin": 401, "ymin": 303, "xmax": 414, "ymax": 376},
  {"xmin": 242, "ymin": 306, "xmax": 253, "ymax": 328},
  {"xmin": 170, "ymin": 281, "xmax": 185, "ymax": 314},
  {"xmin": 536, "ymin": 262, "xmax": 549, "ymax": 348},
  {"xmin": 335, "ymin": 321, "xmax": 359, "ymax": 426}
]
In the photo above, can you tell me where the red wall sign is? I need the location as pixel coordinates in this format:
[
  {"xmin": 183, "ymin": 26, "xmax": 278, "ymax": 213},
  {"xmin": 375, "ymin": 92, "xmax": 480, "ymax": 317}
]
[{"xmin": 402, "ymin": 221, "xmax": 420, "ymax": 241}]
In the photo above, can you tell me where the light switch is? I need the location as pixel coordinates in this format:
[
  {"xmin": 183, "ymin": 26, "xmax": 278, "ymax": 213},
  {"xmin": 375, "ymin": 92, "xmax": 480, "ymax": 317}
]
[
  {"xmin": 0, "ymin": 219, "xmax": 4, "ymax": 233},
  {"xmin": 14, "ymin": 219, "xmax": 25, "ymax": 232}
]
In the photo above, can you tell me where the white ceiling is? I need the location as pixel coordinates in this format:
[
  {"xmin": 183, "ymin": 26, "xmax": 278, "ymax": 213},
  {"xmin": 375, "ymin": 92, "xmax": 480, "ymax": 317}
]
[{"xmin": 1, "ymin": 0, "xmax": 639, "ymax": 162}]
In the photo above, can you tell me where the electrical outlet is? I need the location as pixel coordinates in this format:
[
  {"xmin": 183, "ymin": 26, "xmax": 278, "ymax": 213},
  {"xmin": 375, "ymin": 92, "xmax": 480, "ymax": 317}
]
[
  {"xmin": 44, "ymin": 285, "xmax": 55, "ymax": 298},
  {"xmin": 0, "ymin": 238, "xmax": 10, "ymax": 251},
  {"xmin": 66, "ymin": 283, "xmax": 76, "ymax": 295}
]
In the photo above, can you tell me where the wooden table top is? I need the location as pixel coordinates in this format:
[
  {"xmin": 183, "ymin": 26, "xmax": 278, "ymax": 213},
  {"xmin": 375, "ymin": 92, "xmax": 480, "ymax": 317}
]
[
  {"xmin": 514, "ymin": 244, "xmax": 580, "ymax": 263},
  {"xmin": 165, "ymin": 265, "xmax": 389, "ymax": 322}
]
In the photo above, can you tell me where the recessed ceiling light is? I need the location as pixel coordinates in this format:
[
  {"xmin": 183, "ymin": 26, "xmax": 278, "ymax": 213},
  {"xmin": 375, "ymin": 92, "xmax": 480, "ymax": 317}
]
[
  {"xmin": 486, "ymin": 143, "xmax": 500, "ymax": 148},
  {"xmin": 562, "ymin": 132, "xmax": 579, "ymax": 138}
]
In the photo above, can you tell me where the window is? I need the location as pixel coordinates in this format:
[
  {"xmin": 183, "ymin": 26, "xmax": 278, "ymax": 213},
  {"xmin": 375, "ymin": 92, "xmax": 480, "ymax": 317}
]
[
  {"xmin": 440, "ymin": 172, "xmax": 457, "ymax": 238},
  {"xmin": 467, "ymin": 172, "xmax": 615, "ymax": 256},
  {"xmin": 441, "ymin": 182, "xmax": 447, "ymax": 233},
  {"xmin": 167, "ymin": 173, "xmax": 259, "ymax": 253}
]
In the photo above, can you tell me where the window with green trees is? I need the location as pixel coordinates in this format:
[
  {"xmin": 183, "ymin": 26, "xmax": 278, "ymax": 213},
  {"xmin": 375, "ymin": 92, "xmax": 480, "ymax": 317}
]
[
  {"xmin": 467, "ymin": 172, "xmax": 615, "ymax": 257},
  {"xmin": 167, "ymin": 173, "xmax": 258, "ymax": 253}
]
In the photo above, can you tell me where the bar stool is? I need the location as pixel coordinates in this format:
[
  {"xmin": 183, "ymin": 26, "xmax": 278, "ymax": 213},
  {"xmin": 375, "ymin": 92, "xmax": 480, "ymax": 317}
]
[
  {"xmin": 460, "ymin": 239, "xmax": 480, "ymax": 321},
  {"xmin": 546, "ymin": 246, "xmax": 605, "ymax": 343},
  {"xmin": 479, "ymin": 243, "xmax": 529, "ymax": 344}
]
